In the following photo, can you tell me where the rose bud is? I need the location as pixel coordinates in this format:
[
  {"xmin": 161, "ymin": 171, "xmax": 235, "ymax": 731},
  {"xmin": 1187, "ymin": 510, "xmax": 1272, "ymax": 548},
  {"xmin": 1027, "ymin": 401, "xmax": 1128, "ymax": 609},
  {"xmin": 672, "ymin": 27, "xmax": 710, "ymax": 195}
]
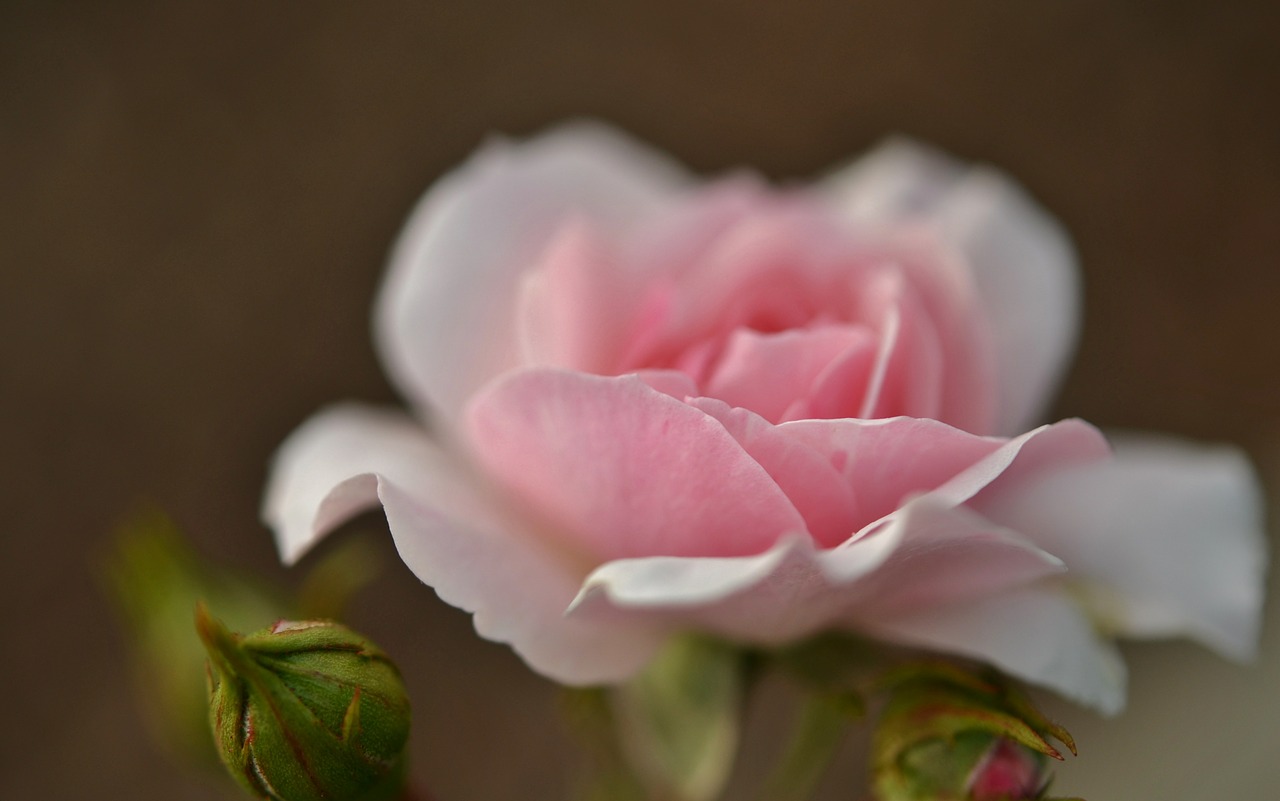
[
  {"xmin": 196, "ymin": 606, "xmax": 412, "ymax": 801},
  {"xmin": 884, "ymin": 731, "xmax": 1050, "ymax": 801},
  {"xmin": 966, "ymin": 737, "xmax": 1048, "ymax": 800},
  {"xmin": 872, "ymin": 664, "xmax": 1078, "ymax": 801}
]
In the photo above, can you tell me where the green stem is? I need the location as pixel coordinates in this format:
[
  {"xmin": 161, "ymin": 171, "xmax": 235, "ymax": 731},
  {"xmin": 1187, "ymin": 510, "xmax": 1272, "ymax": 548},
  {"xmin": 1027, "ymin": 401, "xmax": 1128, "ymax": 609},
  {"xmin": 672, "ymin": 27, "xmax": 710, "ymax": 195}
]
[{"xmin": 753, "ymin": 693, "xmax": 858, "ymax": 801}]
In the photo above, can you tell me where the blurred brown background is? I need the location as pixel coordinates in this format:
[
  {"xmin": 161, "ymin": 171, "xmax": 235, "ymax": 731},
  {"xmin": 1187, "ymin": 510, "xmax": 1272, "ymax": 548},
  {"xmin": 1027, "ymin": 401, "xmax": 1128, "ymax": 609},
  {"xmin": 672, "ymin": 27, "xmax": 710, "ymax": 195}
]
[{"xmin": 3, "ymin": 2, "xmax": 1279, "ymax": 799}]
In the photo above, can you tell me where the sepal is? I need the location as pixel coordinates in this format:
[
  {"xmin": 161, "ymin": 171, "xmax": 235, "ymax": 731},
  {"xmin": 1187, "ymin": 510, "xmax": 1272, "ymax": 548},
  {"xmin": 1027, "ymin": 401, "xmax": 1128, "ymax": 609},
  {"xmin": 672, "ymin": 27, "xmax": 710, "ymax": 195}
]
[{"xmin": 871, "ymin": 662, "xmax": 1080, "ymax": 801}]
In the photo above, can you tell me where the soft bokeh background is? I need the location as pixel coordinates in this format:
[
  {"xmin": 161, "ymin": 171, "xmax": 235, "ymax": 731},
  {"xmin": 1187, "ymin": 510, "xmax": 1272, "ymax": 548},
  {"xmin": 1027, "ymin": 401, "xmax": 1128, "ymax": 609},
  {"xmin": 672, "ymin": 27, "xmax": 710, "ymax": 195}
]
[{"xmin": 4, "ymin": 3, "xmax": 1278, "ymax": 799}]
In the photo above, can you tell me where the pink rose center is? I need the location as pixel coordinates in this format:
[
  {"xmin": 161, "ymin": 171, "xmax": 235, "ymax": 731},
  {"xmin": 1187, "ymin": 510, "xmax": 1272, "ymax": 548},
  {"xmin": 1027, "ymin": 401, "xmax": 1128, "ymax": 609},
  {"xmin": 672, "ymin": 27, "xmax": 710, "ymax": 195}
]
[{"xmin": 609, "ymin": 205, "xmax": 929, "ymax": 423}]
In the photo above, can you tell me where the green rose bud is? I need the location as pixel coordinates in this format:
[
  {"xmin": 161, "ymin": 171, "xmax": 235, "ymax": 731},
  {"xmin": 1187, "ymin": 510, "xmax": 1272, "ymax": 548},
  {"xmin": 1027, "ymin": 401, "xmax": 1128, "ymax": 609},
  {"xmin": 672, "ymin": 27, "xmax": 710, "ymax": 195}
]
[
  {"xmin": 196, "ymin": 606, "xmax": 412, "ymax": 801},
  {"xmin": 871, "ymin": 663, "xmax": 1081, "ymax": 801}
]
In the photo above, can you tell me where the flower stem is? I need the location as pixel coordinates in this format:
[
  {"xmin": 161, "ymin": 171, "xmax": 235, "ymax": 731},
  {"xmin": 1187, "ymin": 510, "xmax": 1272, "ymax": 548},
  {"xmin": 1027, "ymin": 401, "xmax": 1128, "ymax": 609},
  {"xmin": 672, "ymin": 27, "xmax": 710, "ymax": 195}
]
[{"xmin": 753, "ymin": 693, "xmax": 860, "ymax": 801}]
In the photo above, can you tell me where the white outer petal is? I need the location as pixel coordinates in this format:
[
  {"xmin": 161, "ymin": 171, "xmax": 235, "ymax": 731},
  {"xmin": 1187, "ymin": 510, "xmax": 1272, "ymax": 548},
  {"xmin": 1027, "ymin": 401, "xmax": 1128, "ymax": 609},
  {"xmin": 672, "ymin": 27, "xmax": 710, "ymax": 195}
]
[
  {"xmin": 375, "ymin": 121, "xmax": 690, "ymax": 424},
  {"xmin": 263, "ymin": 403, "xmax": 446, "ymax": 564},
  {"xmin": 569, "ymin": 530, "xmax": 898, "ymax": 614},
  {"xmin": 378, "ymin": 480, "xmax": 668, "ymax": 684},
  {"xmin": 261, "ymin": 403, "xmax": 668, "ymax": 684},
  {"xmin": 570, "ymin": 497, "xmax": 1064, "ymax": 649},
  {"xmin": 865, "ymin": 586, "xmax": 1128, "ymax": 715},
  {"xmin": 980, "ymin": 433, "xmax": 1268, "ymax": 661},
  {"xmin": 821, "ymin": 138, "xmax": 1079, "ymax": 434}
]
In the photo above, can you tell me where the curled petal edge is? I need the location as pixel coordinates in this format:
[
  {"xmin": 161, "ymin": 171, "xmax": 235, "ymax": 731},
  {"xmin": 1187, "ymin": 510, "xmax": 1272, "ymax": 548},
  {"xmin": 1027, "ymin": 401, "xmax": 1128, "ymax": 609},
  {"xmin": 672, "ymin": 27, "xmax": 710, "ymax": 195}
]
[{"xmin": 262, "ymin": 403, "xmax": 669, "ymax": 685}]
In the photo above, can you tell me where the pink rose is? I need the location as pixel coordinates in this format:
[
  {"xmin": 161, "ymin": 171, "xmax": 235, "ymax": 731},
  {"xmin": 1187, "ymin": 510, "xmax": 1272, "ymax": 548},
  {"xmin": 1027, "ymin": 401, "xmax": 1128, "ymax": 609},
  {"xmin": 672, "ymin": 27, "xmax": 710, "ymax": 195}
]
[{"xmin": 264, "ymin": 123, "xmax": 1264, "ymax": 713}]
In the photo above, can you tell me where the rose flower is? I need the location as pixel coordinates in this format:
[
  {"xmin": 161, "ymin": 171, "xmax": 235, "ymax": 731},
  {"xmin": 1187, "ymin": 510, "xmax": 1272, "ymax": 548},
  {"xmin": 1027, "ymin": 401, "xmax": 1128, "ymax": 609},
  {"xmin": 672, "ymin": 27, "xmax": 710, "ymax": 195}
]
[{"xmin": 264, "ymin": 124, "xmax": 1264, "ymax": 713}]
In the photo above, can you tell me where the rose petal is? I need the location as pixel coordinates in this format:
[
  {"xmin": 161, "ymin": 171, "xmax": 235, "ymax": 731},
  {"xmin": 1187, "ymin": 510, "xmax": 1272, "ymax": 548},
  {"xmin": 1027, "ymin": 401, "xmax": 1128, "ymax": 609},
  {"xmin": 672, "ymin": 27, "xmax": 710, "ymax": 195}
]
[
  {"xmin": 620, "ymin": 192, "xmax": 852, "ymax": 371},
  {"xmin": 842, "ymin": 502, "xmax": 1066, "ymax": 617},
  {"xmin": 465, "ymin": 369, "xmax": 808, "ymax": 561},
  {"xmin": 376, "ymin": 122, "xmax": 689, "ymax": 423},
  {"xmin": 261, "ymin": 403, "xmax": 668, "ymax": 684},
  {"xmin": 865, "ymin": 585, "xmax": 1128, "ymax": 715},
  {"xmin": 775, "ymin": 416, "xmax": 1109, "ymax": 533},
  {"xmin": 863, "ymin": 232, "xmax": 997, "ymax": 432},
  {"xmin": 570, "ymin": 534, "xmax": 840, "ymax": 612},
  {"xmin": 625, "ymin": 176, "xmax": 774, "ymax": 288},
  {"xmin": 854, "ymin": 269, "xmax": 945, "ymax": 422},
  {"xmin": 263, "ymin": 403, "xmax": 451, "ymax": 564},
  {"xmin": 630, "ymin": 368, "xmax": 700, "ymax": 399},
  {"xmin": 777, "ymin": 416, "xmax": 1005, "ymax": 527},
  {"xmin": 516, "ymin": 218, "xmax": 659, "ymax": 375},
  {"xmin": 701, "ymin": 324, "xmax": 874, "ymax": 424},
  {"xmin": 978, "ymin": 434, "xmax": 1267, "ymax": 661},
  {"xmin": 569, "ymin": 533, "xmax": 897, "ymax": 644},
  {"xmin": 688, "ymin": 398, "xmax": 859, "ymax": 547},
  {"xmin": 378, "ymin": 481, "xmax": 668, "ymax": 685},
  {"xmin": 939, "ymin": 417, "xmax": 1111, "ymax": 508},
  {"xmin": 570, "ymin": 497, "xmax": 1063, "ymax": 648},
  {"xmin": 822, "ymin": 138, "xmax": 1079, "ymax": 434}
]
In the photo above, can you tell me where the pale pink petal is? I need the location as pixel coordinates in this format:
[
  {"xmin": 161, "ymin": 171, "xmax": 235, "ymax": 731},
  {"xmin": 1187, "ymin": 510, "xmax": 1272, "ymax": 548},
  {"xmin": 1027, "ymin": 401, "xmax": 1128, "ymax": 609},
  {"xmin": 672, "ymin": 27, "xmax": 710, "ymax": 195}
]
[
  {"xmin": 569, "ymin": 534, "xmax": 896, "ymax": 644},
  {"xmin": 978, "ymin": 435, "xmax": 1267, "ymax": 661},
  {"xmin": 854, "ymin": 270, "xmax": 945, "ymax": 422},
  {"xmin": 620, "ymin": 195, "xmax": 850, "ymax": 371},
  {"xmin": 787, "ymin": 329, "xmax": 878, "ymax": 422},
  {"xmin": 700, "ymin": 324, "xmax": 874, "ymax": 424},
  {"xmin": 515, "ymin": 218, "xmax": 649, "ymax": 374},
  {"xmin": 570, "ymin": 498, "xmax": 1062, "ymax": 649},
  {"xmin": 939, "ymin": 417, "xmax": 1111, "ymax": 508},
  {"xmin": 778, "ymin": 416, "xmax": 1006, "ymax": 527},
  {"xmin": 688, "ymin": 398, "xmax": 859, "ymax": 547},
  {"xmin": 376, "ymin": 122, "xmax": 690, "ymax": 423},
  {"xmin": 876, "ymin": 230, "xmax": 998, "ymax": 433},
  {"xmin": 945, "ymin": 173, "xmax": 1078, "ymax": 434},
  {"xmin": 671, "ymin": 204, "xmax": 841, "ymax": 333},
  {"xmin": 821, "ymin": 138, "xmax": 1079, "ymax": 434},
  {"xmin": 776, "ymin": 416, "xmax": 1108, "ymax": 534},
  {"xmin": 263, "ymin": 404, "xmax": 451, "ymax": 564},
  {"xmin": 820, "ymin": 137, "xmax": 968, "ymax": 222},
  {"xmin": 261, "ymin": 403, "xmax": 667, "ymax": 684},
  {"xmin": 684, "ymin": 405, "xmax": 1107, "ymax": 561},
  {"xmin": 465, "ymin": 369, "xmax": 808, "ymax": 561},
  {"xmin": 630, "ymin": 368, "xmax": 700, "ymax": 399},
  {"xmin": 378, "ymin": 480, "xmax": 668, "ymax": 685},
  {"xmin": 625, "ymin": 176, "xmax": 774, "ymax": 286},
  {"xmin": 842, "ymin": 502, "xmax": 1066, "ymax": 616},
  {"xmin": 570, "ymin": 534, "xmax": 837, "ymax": 612},
  {"xmin": 864, "ymin": 586, "xmax": 1127, "ymax": 715}
]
